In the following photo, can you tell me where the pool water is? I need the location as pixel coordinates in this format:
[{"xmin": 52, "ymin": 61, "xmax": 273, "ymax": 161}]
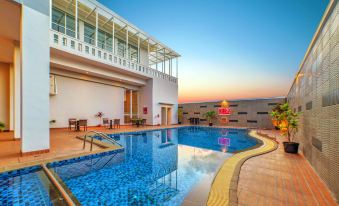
[
  {"xmin": 48, "ymin": 126, "xmax": 260, "ymax": 205},
  {"xmin": 0, "ymin": 166, "xmax": 66, "ymax": 206}
]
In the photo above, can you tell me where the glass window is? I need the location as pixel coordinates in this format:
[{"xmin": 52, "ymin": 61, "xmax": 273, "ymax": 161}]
[
  {"xmin": 98, "ymin": 30, "xmax": 106, "ymax": 49},
  {"xmin": 105, "ymin": 34, "xmax": 113, "ymax": 52},
  {"xmin": 66, "ymin": 15, "xmax": 75, "ymax": 38},
  {"xmin": 52, "ymin": 8, "xmax": 65, "ymax": 33},
  {"xmin": 129, "ymin": 44, "xmax": 138, "ymax": 62},
  {"xmin": 116, "ymin": 38, "xmax": 126, "ymax": 58},
  {"xmin": 84, "ymin": 23, "xmax": 95, "ymax": 45}
]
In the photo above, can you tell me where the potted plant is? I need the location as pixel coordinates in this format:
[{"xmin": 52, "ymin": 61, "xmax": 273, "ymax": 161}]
[
  {"xmin": 204, "ymin": 111, "xmax": 217, "ymax": 126},
  {"xmin": 0, "ymin": 122, "xmax": 5, "ymax": 132},
  {"xmin": 178, "ymin": 109, "xmax": 183, "ymax": 124},
  {"xmin": 270, "ymin": 103, "xmax": 300, "ymax": 154},
  {"xmin": 271, "ymin": 104, "xmax": 283, "ymax": 130},
  {"xmin": 95, "ymin": 112, "xmax": 104, "ymax": 126}
]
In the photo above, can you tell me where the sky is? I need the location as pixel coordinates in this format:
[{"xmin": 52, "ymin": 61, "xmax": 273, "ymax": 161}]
[{"xmin": 98, "ymin": 0, "xmax": 328, "ymax": 103}]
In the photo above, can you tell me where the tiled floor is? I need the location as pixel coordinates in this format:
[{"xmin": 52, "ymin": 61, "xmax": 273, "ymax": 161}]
[
  {"xmin": 237, "ymin": 130, "xmax": 338, "ymax": 206},
  {"xmin": 0, "ymin": 125, "xmax": 182, "ymax": 172}
]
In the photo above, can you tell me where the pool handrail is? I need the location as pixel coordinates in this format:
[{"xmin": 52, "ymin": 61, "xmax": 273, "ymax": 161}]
[{"xmin": 83, "ymin": 130, "xmax": 123, "ymax": 151}]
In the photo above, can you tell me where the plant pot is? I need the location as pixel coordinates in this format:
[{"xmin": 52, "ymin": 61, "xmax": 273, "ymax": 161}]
[
  {"xmin": 283, "ymin": 142, "xmax": 299, "ymax": 154},
  {"xmin": 209, "ymin": 123, "xmax": 213, "ymax": 126},
  {"xmin": 274, "ymin": 126, "xmax": 280, "ymax": 130}
]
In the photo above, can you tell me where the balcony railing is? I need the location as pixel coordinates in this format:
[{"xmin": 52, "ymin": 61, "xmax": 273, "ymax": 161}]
[{"xmin": 50, "ymin": 29, "xmax": 177, "ymax": 84}]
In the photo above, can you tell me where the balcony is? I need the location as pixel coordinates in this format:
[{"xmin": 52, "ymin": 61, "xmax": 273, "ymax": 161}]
[
  {"xmin": 50, "ymin": 0, "xmax": 179, "ymax": 84},
  {"xmin": 50, "ymin": 29, "xmax": 177, "ymax": 83}
]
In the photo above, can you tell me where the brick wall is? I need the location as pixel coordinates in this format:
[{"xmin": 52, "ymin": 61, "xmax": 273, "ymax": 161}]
[
  {"xmin": 287, "ymin": 1, "xmax": 339, "ymax": 200},
  {"xmin": 179, "ymin": 98, "xmax": 285, "ymax": 129}
]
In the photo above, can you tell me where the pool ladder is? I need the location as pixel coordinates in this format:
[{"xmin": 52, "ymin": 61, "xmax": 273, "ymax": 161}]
[{"xmin": 83, "ymin": 130, "xmax": 122, "ymax": 151}]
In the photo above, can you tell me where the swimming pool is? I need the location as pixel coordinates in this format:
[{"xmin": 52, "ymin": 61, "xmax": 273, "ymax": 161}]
[
  {"xmin": 0, "ymin": 126, "xmax": 260, "ymax": 205},
  {"xmin": 48, "ymin": 126, "xmax": 260, "ymax": 205},
  {"xmin": 0, "ymin": 166, "xmax": 66, "ymax": 205}
]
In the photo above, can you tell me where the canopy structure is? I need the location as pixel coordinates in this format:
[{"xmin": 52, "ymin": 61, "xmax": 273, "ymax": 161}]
[{"xmin": 52, "ymin": 0, "xmax": 180, "ymax": 75}]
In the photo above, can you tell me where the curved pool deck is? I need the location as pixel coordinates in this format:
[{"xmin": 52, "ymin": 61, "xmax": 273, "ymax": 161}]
[{"xmin": 207, "ymin": 130, "xmax": 278, "ymax": 206}]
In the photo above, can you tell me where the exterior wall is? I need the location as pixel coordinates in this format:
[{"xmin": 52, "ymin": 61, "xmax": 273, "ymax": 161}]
[
  {"xmin": 179, "ymin": 98, "xmax": 285, "ymax": 129},
  {"xmin": 0, "ymin": 63, "xmax": 10, "ymax": 130},
  {"xmin": 152, "ymin": 78, "xmax": 178, "ymax": 125},
  {"xmin": 139, "ymin": 79, "xmax": 153, "ymax": 124},
  {"xmin": 287, "ymin": 1, "xmax": 339, "ymax": 200},
  {"xmin": 50, "ymin": 75, "xmax": 124, "ymax": 128},
  {"xmin": 138, "ymin": 78, "xmax": 178, "ymax": 125}
]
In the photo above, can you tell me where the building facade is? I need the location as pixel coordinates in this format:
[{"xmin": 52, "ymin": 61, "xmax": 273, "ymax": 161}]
[
  {"xmin": 179, "ymin": 98, "xmax": 285, "ymax": 129},
  {"xmin": 287, "ymin": 0, "xmax": 339, "ymax": 200},
  {"xmin": 0, "ymin": 0, "xmax": 179, "ymax": 153}
]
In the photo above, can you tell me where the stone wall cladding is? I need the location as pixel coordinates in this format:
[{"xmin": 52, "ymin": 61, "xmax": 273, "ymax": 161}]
[
  {"xmin": 287, "ymin": 1, "xmax": 339, "ymax": 200},
  {"xmin": 179, "ymin": 98, "xmax": 285, "ymax": 129}
]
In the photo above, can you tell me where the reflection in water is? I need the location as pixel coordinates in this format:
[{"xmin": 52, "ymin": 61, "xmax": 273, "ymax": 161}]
[{"xmin": 49, "ymin": 127, "xmax": 256, "ymax": 205}]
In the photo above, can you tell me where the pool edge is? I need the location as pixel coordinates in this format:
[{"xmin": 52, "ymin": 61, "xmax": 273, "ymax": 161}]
[{"xmin": 206, "ymin": 130, "xmax": 278, "ymax": 206}]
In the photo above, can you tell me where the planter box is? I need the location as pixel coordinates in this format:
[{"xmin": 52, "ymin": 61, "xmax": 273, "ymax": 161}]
[{"xmin": 283, "ymin": 142, "xmax": 299, "ymax": 154}]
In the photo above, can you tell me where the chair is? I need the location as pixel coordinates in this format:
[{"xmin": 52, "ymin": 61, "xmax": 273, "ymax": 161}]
[
  {"xmin": 78, "ymin": 119, "xmax": 88, "ymax": 131},
  {"xmin": 68, "ymin": 118, "xmax": 77, "ymax": 130},
  {"xmin": 102, "ymin": 118, "xmax": 109, "ymax": 129},
  {"xmin": 113, "ymin": 119, "xmax": 120, "ymax": 129},
  {"xmin": 141, "ymin": 119, "xmax": 147, "ymax": 127}
]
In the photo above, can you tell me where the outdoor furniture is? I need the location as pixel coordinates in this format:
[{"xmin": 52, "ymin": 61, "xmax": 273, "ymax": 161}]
[
  {"xmin": 77, "ymin": 119, "xmax": 88, "ymax": 131},
  {"xmin": 68, "ymin": 118, "xmax": 77, "ymax": 130},
  {"xmin": 103, "ymin": 118, "xmax": 109, "ymax": 129},
  {"xmin": 113, "ymin": 119, "xmax": 120, "ymax": 129},
  {"xmin": 132, "ymin": 118, "xmax": 143, "ymax": 127},
  {"xmin": 141, "ymin": 119, "xmax": 147, "ymax": 127}
]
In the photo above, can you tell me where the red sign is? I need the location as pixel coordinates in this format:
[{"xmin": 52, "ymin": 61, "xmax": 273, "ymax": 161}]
[
  {"xmin": 218, "ymin": 108, "xmax": 231, "ymax": 115},
  {"xmin": 143, "ymin": 107, "xmax": 148, "ymax": 114},
  {"xmin": 218, "ymin": 138, "xmax": 230, "ymax": 146}
]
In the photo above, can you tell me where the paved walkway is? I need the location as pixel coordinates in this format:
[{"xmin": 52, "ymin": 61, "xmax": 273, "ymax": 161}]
[
  {"xmin": 0, "ymin": 125, "xmax": 183, "ymax": 172},
  {"xmin": 237, "ymin": 130, "xmax": 338, "ymax": 206}
]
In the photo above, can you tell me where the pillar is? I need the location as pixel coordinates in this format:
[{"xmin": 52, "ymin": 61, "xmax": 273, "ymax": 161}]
[
  {"xmin": 14, "ymin": 46, "xmax": 21, "ymax": 139},
  {"xmin": 20, "ymin": 4, "xmax": 50, "ymax": 153},
  {"xmin": 9, "ymin": 64, "xmax": 14, "ymax": 131}
]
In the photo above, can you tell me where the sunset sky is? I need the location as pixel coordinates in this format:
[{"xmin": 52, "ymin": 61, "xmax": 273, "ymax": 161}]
[{"xmin": 99, "ymin": 0, "xmax": 328, "ymax": 103}]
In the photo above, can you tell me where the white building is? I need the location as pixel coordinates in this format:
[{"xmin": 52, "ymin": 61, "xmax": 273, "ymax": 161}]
[{"xmin": 0, "ymin": 0, "xmax": 180, "ymax": 154}]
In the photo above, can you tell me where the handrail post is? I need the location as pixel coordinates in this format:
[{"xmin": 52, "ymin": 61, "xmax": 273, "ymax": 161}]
[
  {"xmin": 83, "ymin": 134, "xmax": 87, "ymax": 149},
  {"xmin": 90, "ymin": 136, "xmax": 94, "ymax": 151}
]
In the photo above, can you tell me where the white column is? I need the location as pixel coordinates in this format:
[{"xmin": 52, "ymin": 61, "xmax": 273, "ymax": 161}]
[
  {"xmin": 75, "ymin": 0, "xmax": 78, "ymax": 39},
  {"xmin": 163, "ymin": 48, "xmax": 165, "ymax": 73},
  {"xmin": 14, "ymin": 46, "xmax": 21, "ymax": 139},
  {"xmin": 112, "ymin": 17, "xmax": 115, "ymax": 54},
  {"xmin": 9, "ymin": 64, "xmax": 14, "ymax": 131},
  {"xmin": 95, "ymin": 9, "xmax": 98, "ymax": 47},
  {"xmin": 176, "ymin": 57, "xmax": 178, "ymax": 78},
  {"xmin": 126, "ymin": 27, "xmax": 129, "ymax": 59},
  {"xmin": 130, "ymin": 90, "xmax": 132, "ymax": 119},
  {"xmin": 137, "ymin": 36, "xmax": 140, "ymax": 63},
  {"xmin": 49, "ymin": 0, "xmax": 52, "ymax": 29},
  {"xmin": 156, "ymin": 46, "xmax": 158, "ymax": 70},
  {"xmin": 147, "ymin": 39, "xmax": 150, "ymax": 66},
  {"xmin": 170, "ymin": 59, "xmax": 172, "ymax": 76},
  {"xmin": 21, "ymin": 5, "xmax": 50, "ymax": 152}
]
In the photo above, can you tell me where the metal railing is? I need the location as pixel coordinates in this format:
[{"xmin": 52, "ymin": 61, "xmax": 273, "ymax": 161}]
[
  {"xmin": 83, "ymin": 130, "xmax": 122, "ymax": 151},
  {"xmin": 50, "ymin": 28, "xmax": 178, "ymax": 84}
]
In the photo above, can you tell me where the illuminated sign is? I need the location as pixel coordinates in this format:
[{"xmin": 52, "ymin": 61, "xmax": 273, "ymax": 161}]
[
  {"xmin": 218, "ymin": 108, "xmax": 231, "ymax": 115},
  {"xmin": 218, "ymin": 138, "xmax": 230, "ymax": 146}
]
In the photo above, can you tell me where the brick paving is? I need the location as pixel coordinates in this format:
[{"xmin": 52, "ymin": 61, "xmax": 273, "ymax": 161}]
[{"xmin": 237, "ymin": 130, "xmax": 338, "ymax": 206}]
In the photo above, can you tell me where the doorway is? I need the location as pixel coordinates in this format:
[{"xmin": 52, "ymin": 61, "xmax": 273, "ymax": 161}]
[{"xmin": 161, "ymin": 106, "xmax": 172, "ymax": 125}]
